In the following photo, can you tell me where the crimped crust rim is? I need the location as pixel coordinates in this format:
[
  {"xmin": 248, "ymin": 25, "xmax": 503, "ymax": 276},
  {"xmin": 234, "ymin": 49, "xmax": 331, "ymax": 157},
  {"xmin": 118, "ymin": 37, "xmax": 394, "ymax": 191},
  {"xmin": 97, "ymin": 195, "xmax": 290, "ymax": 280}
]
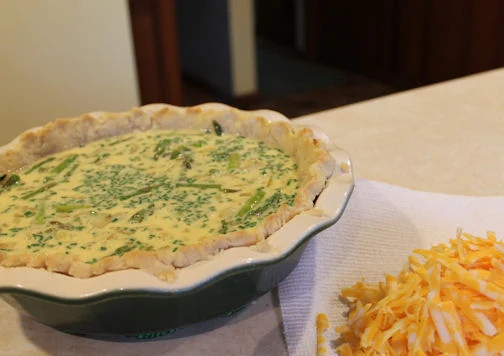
[{"xmin": 0, "ymin": 104, "xmax": 336, "ymax": 282}]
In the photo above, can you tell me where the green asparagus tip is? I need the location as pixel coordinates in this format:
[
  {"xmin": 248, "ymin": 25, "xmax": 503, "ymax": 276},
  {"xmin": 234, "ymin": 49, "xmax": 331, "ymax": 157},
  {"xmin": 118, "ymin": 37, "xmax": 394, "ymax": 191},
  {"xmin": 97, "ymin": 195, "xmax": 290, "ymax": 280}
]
[
  {"xmin": 236, "ymin": 189, "xmax": 266, "ymax": 217},
  {"xmin": 212, "ymin": 120, "xmax": 223, "ymax": 136}
]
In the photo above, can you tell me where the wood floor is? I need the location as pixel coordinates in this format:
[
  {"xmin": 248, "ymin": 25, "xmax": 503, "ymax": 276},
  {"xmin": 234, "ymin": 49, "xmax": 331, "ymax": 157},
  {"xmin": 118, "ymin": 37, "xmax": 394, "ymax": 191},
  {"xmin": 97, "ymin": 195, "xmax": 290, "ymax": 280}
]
[
  {"xmin": 181, "ymin": 41, "xmax": 398, "ymax": 118},
  {"xmin": 182, "ymin": 71, "xmax": 398, "ymax": 119}
]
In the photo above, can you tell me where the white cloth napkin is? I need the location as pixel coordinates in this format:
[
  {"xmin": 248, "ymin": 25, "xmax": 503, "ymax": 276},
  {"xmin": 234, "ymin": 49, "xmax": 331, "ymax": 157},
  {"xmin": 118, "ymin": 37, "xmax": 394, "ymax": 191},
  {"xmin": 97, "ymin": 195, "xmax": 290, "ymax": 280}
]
[{"xmin": 279, "ymin": 179, "xmax": 504, "ymax": 356}]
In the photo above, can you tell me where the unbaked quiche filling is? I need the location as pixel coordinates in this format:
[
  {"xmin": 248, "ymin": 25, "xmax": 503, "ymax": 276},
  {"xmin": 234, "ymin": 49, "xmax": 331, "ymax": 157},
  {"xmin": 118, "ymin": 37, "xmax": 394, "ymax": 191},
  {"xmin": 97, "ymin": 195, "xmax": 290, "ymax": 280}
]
[
  {"xmin": 0, "ymin": 105, "xmax": 335, "ymax": 281},
  {"xmin": 0, "ymin": 129, "xmax": 299, "ymax": 265}
]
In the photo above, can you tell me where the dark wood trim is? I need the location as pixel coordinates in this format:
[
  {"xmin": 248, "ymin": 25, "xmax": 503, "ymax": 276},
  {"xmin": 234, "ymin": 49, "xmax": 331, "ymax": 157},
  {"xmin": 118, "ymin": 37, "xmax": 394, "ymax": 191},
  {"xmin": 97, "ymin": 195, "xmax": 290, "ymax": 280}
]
[
  {"xmin": 230, "ymin": 92, "xmax": 262, "ymax": 110},
  {"xmin": 128, "ymin": 0, "xmax": 182, "ymax": 105},
  {"xmin": 304, "ymin": 0, "xmax": 322, "ymax": 61},
  {"xmin": 379, "ymin": 0, "xmax": 397, "ymax": 69},
  {"xmin": 156, "ymin": 0, "xmax": 181, "ymax": 105},
  {"xmin": 182, "ymin": 73, "xmax": 261, "ymax": 108},
  {"xmin": 395, "ymin": 0, "xmax": 430, "ymax": 87},
  {"xmin": 466, "ymin": 0, "xmax": 504, "ymax": 74},
  {"xmin": 424, "ymin": 0, "xmax": 472, "ymax": 84},
  {"xmin": 303, "ymin": 0, "xmax": 504, "ymax": 89}
]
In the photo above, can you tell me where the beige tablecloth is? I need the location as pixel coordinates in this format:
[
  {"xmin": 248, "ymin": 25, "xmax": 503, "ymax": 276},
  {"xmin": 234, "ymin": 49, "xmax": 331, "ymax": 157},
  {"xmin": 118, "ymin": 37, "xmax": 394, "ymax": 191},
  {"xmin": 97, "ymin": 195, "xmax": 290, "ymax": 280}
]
[{"xmin": 2, "ymin": 68, "xmax": 504, "ymax": 355}]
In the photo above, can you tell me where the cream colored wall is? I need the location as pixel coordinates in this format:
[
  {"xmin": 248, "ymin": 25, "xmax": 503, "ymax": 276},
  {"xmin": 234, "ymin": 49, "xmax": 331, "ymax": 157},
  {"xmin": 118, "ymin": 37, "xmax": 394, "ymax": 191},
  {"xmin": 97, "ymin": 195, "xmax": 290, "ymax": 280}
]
[
  {"xmin": 0, "ymin": 0, "xmax": 139, "ymax": 145},
  {"xmin": 228, "ymin": 0, "xmax": 257, "ymax": 97}
]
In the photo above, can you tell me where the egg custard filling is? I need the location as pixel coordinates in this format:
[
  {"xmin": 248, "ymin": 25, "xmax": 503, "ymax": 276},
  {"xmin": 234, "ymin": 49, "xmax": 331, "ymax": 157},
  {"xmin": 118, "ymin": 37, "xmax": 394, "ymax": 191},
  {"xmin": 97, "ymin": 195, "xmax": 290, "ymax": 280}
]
[{"xmin": 0, "ymin": 106, "xmax": 335, "ymax": 281}]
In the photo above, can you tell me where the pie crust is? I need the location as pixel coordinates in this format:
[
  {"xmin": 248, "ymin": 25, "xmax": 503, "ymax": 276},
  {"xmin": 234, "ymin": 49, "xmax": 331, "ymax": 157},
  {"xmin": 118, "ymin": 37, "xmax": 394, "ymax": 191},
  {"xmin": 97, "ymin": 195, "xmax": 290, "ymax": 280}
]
[{"xmin": 0, "ymin": 105, "xmax": 336, "ymax": 281}]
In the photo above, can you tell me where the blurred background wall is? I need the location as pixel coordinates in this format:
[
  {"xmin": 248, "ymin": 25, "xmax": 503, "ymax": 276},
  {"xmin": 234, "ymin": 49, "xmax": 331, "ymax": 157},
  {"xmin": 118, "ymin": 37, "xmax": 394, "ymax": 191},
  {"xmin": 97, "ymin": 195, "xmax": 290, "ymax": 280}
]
[
  {"xmin": 0, "ymin": 1, "xmax": 139, "ymax": 145},
  {"xmin": 2, "ymin": 0, "xmax": 503, "ymax": 145}
]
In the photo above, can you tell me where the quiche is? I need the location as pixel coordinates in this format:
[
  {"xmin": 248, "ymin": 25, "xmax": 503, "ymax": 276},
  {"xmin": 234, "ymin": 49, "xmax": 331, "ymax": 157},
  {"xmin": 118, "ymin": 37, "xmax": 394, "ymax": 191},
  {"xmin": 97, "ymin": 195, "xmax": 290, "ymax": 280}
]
[{"xmin": 0, "ymin": 105, "xmax": 335, "ymax": 281}]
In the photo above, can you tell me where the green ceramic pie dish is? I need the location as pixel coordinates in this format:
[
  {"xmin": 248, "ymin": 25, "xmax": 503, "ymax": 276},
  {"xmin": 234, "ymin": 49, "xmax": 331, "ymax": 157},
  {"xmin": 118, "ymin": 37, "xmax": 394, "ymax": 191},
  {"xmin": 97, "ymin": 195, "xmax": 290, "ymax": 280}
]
[{"xmin": 0, "ymin": 104, "xmax": 354, "ymax": 339}]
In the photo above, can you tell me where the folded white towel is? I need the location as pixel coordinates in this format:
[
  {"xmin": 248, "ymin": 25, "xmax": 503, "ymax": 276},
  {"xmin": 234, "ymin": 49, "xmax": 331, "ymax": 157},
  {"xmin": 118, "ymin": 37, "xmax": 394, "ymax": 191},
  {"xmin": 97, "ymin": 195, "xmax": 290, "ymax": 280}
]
[{"xmin": 279, "ymin": 179, "xmax": 504, "ymax": 355}]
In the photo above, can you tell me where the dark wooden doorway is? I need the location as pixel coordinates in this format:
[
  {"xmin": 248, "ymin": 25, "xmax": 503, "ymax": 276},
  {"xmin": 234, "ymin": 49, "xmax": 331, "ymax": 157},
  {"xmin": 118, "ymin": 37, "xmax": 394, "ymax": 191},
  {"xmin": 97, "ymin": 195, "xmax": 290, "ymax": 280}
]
[
  {"xmin": 304, "ymin": 0, "xmax": 504, "ymax": 88},
  {"xmin": 128, "ymin": 0, "xmax": 182, "ymax": 105}
]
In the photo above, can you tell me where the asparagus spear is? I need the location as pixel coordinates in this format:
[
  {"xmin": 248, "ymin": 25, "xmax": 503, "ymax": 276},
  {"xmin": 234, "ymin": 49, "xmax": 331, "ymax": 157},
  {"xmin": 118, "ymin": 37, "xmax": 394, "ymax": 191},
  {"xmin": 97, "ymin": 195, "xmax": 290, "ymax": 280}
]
[
  {"xmin": 93, "ymin": 153, "xmax": 110, "ymax": 163},
  {"xmin": 212, "ymin": 120, "xmax": 223, "ymax": 136},
  {"xmin": 250, "ymin": 191, "xmax": 283, "ymax": 216},
  {"xmin": 64, "ymin": 164, "xmax": 79, "ymax": 178},
  {"xmin": 119, "ymin": 184, "xmax": 163, "ymax": 201},
  {"xmin": 170, "ymin": 146, "xmax": 191, "ymax": 159},
  {"xmin": 21, "ymin": 181, "xmax": 58, "ymax": 200},
  {"xmin": 221, "ymin": 188, "xmax": 240, "ymax": 193},
  {"xmin": 153, "ymin": 139, "xmax": 171, "ymax": 160},
  {"xmin": 35, "ymin": 201, "xmax": 46, "ymax": 225},
  {"xmin": 1, "ymin": 174, "xmax": 20, "ymax": 190},
  {"xmin": 49, "ymin": 221, "xmax": 84, "ymax": 231},
  {"xmin": 236, "ymin": 189, "xmax": 266, "ymax": 217},
  {"xmin": 175, "ymin": 183, "xmax": 240, "ymax": 192},
  {"xmin": 129, "ymin": 203, "xmax": 155, "ymax": 223},
  {"xmin": 170, "ymin": 149, "xmax": 181, "ymax": 159},
  {"xmin": 176, "ymin": 183, "xmax": 222, "ymax": 189},
  {"xmin": 55, "ymin": 204, "xmax": 90, "ymax": 213},
  {"xmin": 182, "ymin": 155, "xmax": 194, "ymax": 169},
  {"xmin": 218, "ymin": 220, "xmax": 229, "ymax": 234},
  {"xmin": 25, "ymin": 157, "xmax": 56, "ymax": 174},
  {"xmin": 52, "ymin": 155, "xmax": 79, "ymax": 174},
  {"xmin": 109, "ymin": 136, "xmax": 134, "ymax": 146},
  {"xmin": 108, "ymin": 244, "xmax": 136, "ymax": 257},
  {"xmin": 228, "ymin": 153, "xmax": 240, "ymax": 170}
]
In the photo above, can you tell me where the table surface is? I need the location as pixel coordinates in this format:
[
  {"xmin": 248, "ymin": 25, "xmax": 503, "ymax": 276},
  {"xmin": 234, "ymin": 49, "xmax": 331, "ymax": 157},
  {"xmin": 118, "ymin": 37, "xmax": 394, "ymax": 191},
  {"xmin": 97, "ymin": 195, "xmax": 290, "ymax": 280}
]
[{"xmin": 2, "ymin": 68, "xmax": 504, "ymax": 355}]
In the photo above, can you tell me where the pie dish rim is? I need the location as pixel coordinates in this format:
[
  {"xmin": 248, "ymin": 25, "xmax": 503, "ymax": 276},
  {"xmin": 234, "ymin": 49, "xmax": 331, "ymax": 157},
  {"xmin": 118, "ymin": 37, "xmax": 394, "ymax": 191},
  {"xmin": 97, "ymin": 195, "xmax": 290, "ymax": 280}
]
[{"xmin": 0, "ymin": 103, "xmax": 354, "ymax": 300}]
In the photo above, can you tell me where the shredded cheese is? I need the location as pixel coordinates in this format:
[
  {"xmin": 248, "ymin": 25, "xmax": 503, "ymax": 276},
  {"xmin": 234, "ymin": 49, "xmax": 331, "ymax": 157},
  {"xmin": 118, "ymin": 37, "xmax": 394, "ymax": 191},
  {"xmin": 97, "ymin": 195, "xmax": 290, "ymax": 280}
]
[
  {"xmin": 336, "ymin": 230, "xmax": 504, "ymax": 355},
  {"xmin": 317, "ymin": 313, "xmax": 330, "ymax": 355}
]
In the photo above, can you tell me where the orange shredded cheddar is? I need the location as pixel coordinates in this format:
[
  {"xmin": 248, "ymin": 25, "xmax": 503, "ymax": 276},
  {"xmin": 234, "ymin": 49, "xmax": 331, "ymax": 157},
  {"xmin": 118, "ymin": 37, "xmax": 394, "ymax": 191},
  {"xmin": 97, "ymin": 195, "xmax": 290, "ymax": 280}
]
[
  {"xmin": 317, "ymin": 313, "xmax": 330, "ymax": 355},
  {"xmin": 336, "ymin": 230, "xmax": 504, "ymax": 355}
]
